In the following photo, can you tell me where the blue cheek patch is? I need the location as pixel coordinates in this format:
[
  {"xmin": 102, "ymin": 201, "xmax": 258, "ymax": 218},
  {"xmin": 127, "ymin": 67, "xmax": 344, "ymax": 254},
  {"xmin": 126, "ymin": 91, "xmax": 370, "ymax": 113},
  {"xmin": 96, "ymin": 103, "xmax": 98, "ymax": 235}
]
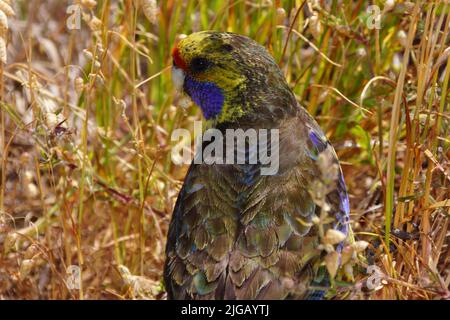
[{"xmin": 184, "ymin": 75, "xmax": 225, "ymax": 119}]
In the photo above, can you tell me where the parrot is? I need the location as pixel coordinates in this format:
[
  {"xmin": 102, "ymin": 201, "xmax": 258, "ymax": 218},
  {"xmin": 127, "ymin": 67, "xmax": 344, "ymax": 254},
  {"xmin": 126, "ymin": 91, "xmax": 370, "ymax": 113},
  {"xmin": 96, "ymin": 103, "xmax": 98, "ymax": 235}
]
[{"xmin": 164, "ymin": 31, "xmax": 350, "ymax": 300}]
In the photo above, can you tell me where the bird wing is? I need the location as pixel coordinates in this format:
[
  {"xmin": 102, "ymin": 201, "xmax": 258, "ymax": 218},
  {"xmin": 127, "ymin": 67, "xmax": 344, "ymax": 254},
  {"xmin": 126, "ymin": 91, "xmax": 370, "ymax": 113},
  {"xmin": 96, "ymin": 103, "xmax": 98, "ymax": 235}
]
[
  {"xmin": 164, "ymin": 162, "xmax": 242, "ymax": 299},
  {"xmin": 164, "ymin": 107, "xmax": 349, "ymax": 300}
]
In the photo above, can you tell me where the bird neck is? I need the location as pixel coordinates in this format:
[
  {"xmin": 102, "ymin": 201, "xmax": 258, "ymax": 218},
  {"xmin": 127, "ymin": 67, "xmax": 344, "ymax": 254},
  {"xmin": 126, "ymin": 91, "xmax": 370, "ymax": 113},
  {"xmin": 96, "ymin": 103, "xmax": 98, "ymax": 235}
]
[{"xmin": 212, "ymin": 85, "xmax": 299, "ymax": 129}]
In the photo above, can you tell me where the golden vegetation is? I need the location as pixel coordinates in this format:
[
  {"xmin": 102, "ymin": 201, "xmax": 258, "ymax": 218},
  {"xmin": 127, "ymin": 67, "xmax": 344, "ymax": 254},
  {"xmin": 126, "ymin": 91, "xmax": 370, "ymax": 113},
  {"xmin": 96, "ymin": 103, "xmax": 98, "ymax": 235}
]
[{"xmin": 0, "ymin": 0, "xmax": 448, "ymax": 300}]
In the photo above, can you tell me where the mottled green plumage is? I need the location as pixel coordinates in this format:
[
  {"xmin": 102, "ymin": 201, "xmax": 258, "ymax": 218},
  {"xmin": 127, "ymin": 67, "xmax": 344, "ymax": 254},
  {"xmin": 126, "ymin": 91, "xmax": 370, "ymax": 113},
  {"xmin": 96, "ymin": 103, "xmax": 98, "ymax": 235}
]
[{"xmin": 165, "ymin": 32, "xmax": 349, "ymax": 299}]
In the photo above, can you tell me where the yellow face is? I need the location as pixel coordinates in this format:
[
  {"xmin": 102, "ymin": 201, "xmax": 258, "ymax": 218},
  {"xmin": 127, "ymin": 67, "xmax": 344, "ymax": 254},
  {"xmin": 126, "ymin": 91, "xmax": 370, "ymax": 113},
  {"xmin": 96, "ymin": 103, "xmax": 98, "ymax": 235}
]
[
  {"xmin": 172, "ymin": 32, "xmax": 254, "ymax": 123},
  {"xmin": 173, "ymin": 32, "xmax": 246, "ymax": 91},
  {"xmin": 171, "ymin": 31, "xmax": 288, "ymax": 124}
]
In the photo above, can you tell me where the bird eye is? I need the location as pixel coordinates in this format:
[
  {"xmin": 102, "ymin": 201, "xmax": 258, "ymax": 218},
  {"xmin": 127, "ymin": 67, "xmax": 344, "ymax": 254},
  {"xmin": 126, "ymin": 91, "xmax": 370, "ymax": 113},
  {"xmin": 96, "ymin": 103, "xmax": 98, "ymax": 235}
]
[
  {"xmin": 221, "ymin": 44, "xmax": 234, "ymax": 52},
  {"xmin": 190, "ymin": 57, "xmax": 211, "ymax": 73}
]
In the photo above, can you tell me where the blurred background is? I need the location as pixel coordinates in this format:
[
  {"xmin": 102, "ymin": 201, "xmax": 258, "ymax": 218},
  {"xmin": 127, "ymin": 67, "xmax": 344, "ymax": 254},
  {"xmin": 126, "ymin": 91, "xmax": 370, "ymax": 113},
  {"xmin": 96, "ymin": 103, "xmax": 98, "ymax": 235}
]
[{"xmin": 0, "ymin": 0, "xmax": 448, "ymax": 299}]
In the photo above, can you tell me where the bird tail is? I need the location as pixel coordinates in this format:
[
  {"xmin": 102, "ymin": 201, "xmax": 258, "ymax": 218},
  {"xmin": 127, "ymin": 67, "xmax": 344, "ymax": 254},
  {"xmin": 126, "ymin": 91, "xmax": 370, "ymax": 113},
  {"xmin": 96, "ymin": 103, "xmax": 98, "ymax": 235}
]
[
  {"xmin": 305, "ymin": 267, "xmax": 330, "ymax": 300},
  {"xmin": 305, "ymin": 287, "xmax": 327, "ymax": 300}
]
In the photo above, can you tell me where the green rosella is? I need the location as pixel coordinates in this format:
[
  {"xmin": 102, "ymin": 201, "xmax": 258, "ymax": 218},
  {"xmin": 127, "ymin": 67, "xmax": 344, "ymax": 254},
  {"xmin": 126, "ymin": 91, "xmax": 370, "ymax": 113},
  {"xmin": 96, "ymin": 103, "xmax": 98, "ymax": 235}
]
[{"xmin": 164, "ymin": 31, "xmax": 349, "ymax": 299}]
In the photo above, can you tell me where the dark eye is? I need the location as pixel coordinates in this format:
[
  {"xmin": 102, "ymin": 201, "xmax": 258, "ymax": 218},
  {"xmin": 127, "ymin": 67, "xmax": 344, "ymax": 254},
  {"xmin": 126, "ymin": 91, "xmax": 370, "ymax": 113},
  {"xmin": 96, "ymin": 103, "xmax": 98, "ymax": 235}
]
[
  {"xmin": 221, "ymin": 44, "xmax": 234, "ymax": 52},
  {"xmin": 190, "ymin": 57, "xmax": 211, "ymax": 73}
]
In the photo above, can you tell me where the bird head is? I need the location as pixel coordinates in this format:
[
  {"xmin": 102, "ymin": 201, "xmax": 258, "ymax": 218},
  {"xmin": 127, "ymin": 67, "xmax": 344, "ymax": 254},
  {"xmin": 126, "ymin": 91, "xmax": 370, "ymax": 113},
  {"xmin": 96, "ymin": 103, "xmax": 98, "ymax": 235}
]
[{"xmin": 172, "ymin": 31, "xmax": 296, "ymax": 125}]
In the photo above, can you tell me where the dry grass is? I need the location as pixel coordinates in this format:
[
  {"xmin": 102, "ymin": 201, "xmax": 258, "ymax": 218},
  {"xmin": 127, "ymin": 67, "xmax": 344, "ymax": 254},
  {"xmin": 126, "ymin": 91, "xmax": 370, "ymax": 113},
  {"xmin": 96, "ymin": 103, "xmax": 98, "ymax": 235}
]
[{"xmin": 0, "ymin": 0, "xmax": 448, "ymax": 300}]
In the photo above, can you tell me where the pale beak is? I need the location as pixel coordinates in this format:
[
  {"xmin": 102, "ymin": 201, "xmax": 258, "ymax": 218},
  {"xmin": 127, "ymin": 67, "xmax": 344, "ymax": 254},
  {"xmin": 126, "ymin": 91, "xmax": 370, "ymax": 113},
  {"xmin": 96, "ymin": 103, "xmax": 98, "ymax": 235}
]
[
  {"xmin": 171, "ymin": 65, "xmax": 185, "ymax": 93},
  {"xmin": 172, "ymin": 65, "xmax": 191, "ymax": 109}
]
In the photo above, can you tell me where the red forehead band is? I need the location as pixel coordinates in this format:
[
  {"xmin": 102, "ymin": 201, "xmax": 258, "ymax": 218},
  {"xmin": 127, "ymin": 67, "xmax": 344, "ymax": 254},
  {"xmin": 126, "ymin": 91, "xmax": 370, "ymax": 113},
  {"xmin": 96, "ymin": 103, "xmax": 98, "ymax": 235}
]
[{"xmin": 172, "ymin": 46, "xmax": 187, "ymax": 70}]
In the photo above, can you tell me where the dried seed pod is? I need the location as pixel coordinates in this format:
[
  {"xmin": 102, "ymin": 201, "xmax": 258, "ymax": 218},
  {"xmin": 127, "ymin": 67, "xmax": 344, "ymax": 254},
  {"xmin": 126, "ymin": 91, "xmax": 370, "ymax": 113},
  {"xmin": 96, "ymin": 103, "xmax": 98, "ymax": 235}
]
[
  {"xmin": 118, "ymin": 265, "xmax": 160, "ymax": 299},
  {"xmin": 352, "ymin": 241, "xmax": 369, "ymax": 253},
  {"xmin": 309, "ymin": 13, "xmax": 322, "ymax": 40},
  {"xmin": 44, "ymin": 112, "xmax": 59, "ymax": 128},
  {"xmin": 25, "ymin": 183, "xmax": 39, "ymax": 199},
  {"xmin": 81, "ymin": 0, "xmax": 97, "ymax": 10},
  {"xmin": 276, "ymin": 7, "xmax": 286, "ymax": 25},
  {"xmin": 24, "ymin": 243, "xmax": 41, "ymax": 260},
  {"xmin": 142, "ymin": 0, "xmax": 158, "ymax": 25},
  {"xmin": 0, "ymin": 37, "xmax": 7, "ymax": 64},
  {"xmin": 343, "ymin": 263, "xmax": 354, "ymax": 281},
  {"xmin": 0, "ymin": 0, "xmax": 15, "ymax": 17},
  {"xmin": 74, "ymin": 77, "xmax": 85, "ymax": 94},
  {"xmin": 325, "ymin": 251, "xmax": 339, "ymax": 279},
  {"xmin": 88, "ymin": 72, "xmax": 104, "ymax": 86},
  {"xmin": 397, "ymin": 30, "xmax": 407, "ymax": 47},
  {"xmin": 19, "ymin": 152, "xmax": 31, "ymax": 165},
  {"xmin": 93, "ymin": 59, "xmax": 101, "ymax": 69},
  {"xmin": 324, "ymin": 229, "xmax": 347, "ymax": 245},
  {"xmin": 83, "ymin": 49, "xmax": 95, "ymax": 60},
  {"xmin": 89, "ymin": 16, "xmax": 102, "ymax": 31},
  {"xmin": 356, "ymin": 47, "xmax": 367, "ymax": 57},
  {"xmin": 341, "ymin": 245, "xmax": 354, "ymax": 265},
  {"xmin": 384, "ymin": 0, "xmax": 395, "ymax": 11},
  {"xmin": 20, "ymin": 259, "xmax": 35, "ymax": 279},
  {"xmin": 176, "ymin": 34, "xmax": 187, "ymax": 42},
  {"xmin": 0, "ymin": 10, "xmax": 8, "ymax": 29},
  {"xmin": 311, "ymin": 215, "xmax": 320, "ymax": 225},
  {"xmin": 4, "ymin": 232, "xmax": 18, "ymax": 254},
  {"xmin": 178, "ymin": 95, "xmax": 191, "ymax": 109},
  {"xmin": 0, "ymin": 220, "xmax": 10, "ymax": 233}
]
